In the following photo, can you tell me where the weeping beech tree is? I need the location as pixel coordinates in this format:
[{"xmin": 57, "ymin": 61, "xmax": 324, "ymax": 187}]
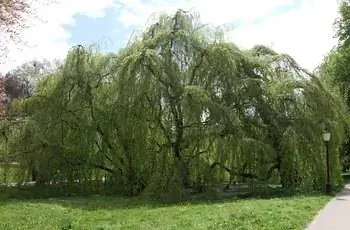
[{"xmin": 6, "ymin": 10, "xmax": 348, "ymax": 197}]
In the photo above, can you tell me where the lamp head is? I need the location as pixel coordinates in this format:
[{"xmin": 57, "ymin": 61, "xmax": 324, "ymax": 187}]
[{"xmin": 323, "ymin": 127, "xmax": 331, "ymax": 142}]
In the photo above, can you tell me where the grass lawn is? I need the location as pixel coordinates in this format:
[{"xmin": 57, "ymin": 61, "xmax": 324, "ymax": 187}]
[{"xmin": 0, "ymin": 195, "xmax": 329, "ymax": 230}]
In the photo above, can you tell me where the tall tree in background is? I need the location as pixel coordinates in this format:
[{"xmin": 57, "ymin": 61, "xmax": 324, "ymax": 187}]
[
  {"xmin": 0, "ymin": 59, "xmax": 56, "ymax": 167},
  {"xmin": 336, "ymin": 0, "xmax": 350, "ymax": 48},
  {"xmin": 0, "ymin": 59, "xmax": 55, "ymax": 119},
  {"xmin": 319, "ymin": 0, "xmax": 350, "ymax": 171}
]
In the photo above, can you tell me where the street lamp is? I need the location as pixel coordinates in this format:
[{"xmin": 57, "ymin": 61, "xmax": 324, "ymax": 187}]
[{"xmin": 323, "ymin": 128, "xmax": 331, "ymax": 194}]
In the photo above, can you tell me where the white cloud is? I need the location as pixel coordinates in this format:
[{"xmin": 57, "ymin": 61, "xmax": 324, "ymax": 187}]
[
  {"xmin": 0, "ymin": 0, "xmax": 340, "ymax": 73},
  {"xmin": 0, "ymin": 0, "xmax": 117, "ymax": 73},
  {"xmin": 117, "ymin": 0, "xmax": 295, "ymax": 27},
  {"xmin": 229, "ymin": 0, "xmax": 339, "ymax": 71},
  {"xmin": 116, "ymin": 0, "xmax": 339, "ymax": 71}
]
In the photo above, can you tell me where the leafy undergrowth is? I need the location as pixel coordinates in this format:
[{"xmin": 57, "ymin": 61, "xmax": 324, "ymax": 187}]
[{"xmin": 0, "ymin": 195, "xmax": 329, "ymax": 230}]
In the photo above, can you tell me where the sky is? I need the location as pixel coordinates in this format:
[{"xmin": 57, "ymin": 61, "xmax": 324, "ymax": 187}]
[{"xmin": 0, "ymin": 0, "xmax": 340, "ymax": 73}]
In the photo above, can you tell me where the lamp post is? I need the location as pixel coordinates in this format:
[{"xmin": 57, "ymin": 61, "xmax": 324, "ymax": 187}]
[{"xmin": 323, "ymin": 128, "xmax": 331, "ymax": 194}]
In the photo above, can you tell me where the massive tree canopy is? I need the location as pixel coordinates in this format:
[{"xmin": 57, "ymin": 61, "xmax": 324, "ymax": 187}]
[{"xmin": 1, "ymin": 10, "xmax": 347, "ymax": 198}]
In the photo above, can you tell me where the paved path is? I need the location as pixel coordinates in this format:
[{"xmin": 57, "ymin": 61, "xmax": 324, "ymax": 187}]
[{"xmin": 306, "ymin": 184, "xmax": 350, "ymax": 230}]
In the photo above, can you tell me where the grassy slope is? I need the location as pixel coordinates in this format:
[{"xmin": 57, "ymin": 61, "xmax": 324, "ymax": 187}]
[{"xmin": 0, "ymin": 195, "xmax": 329, "ymax": 230}]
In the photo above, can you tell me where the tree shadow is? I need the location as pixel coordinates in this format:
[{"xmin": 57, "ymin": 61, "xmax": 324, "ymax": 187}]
[
  {"xmin": 335, "ymin": 185, "xmax": 350, "ymax": 199},
  {"xmin": 0, "ymin": 184, "xmax": 329, "ymax": 212}
]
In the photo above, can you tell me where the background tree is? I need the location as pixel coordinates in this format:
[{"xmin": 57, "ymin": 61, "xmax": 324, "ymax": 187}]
[
  {"xmin": 335, "ymin": 0, "xmax": 350, "ymax": 47},
  {"xmin": 319, "ymin": 0, "xmax": 350, "ymax": 171},
  {"xmin": 0, "ymin": 59, "xmax": 57, "ymax": 181},
  {"xmin": 0, "ymin": 0, "xmax": 52, "ymax": 61}
]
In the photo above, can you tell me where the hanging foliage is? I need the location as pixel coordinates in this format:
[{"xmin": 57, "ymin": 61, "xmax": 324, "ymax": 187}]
[{"xmin": 3, "ymin": 10, "xmax": 348, "ymax": 198}]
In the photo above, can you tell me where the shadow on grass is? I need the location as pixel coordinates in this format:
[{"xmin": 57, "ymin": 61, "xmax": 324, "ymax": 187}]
[{"xmin": 0, "ymin": 184, "xmax": 330, "ymax": 212}]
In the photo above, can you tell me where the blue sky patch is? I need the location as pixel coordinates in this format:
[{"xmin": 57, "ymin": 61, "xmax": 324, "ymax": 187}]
[{"xmin": 63, "ymin": 7, "xmax": 129, "ymax": 53}]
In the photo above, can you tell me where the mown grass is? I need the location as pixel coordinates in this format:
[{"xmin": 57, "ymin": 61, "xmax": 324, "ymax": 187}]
[{"xmin": 0, "ymin": 195, "xmax": 329, "ymax": 230}]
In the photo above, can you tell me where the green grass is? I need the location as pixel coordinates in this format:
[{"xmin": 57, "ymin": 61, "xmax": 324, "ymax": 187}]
[{"xmin": 0, "ymin": 195, "xmax": 329, "ymax": 230}]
